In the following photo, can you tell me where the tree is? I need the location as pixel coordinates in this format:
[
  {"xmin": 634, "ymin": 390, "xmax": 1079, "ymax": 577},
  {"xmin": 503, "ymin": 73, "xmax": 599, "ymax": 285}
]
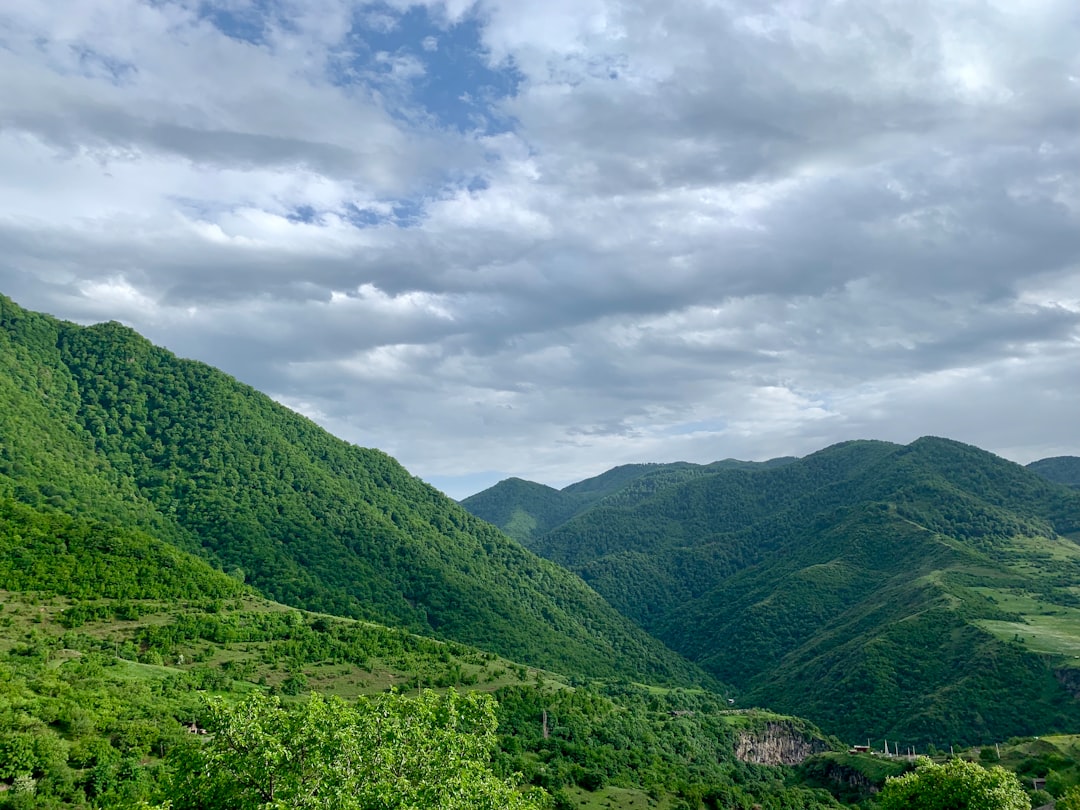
[
  {"xmin": 877, "ymin": 757, "xmax": 1028, "ymax": 810},
  {"xmin": 169, "ymin": 689, "xmax": 550, "ymax": 810},
  {"xmin": 1058, "ymin": 785, "xmax": 1080, "ymax": 810}
]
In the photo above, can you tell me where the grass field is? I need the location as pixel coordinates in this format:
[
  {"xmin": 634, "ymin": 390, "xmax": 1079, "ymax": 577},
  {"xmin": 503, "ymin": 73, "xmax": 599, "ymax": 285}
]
[
  {"xmin": 973, "ymin": 587, "xmax": 1080, "ymax": 659},
  {"xmin": 0, "ymin": 590, "xmax": 566, "ymax": 700},
  {"xmin": 560, "ymin": 785, "xmax": 674, "ymax": 809}
]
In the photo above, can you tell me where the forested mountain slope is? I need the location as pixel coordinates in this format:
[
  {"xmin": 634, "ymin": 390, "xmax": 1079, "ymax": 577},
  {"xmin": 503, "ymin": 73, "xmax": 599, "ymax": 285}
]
[
  {"xmin": 465, "ymin": 438, "xmax": 1080, "ymax": 743},
  {"xmin": 461, "ymin": 457, "xmax": 795, "ymax": 545},
  {"xmin": 0, "ymin": 293, "xmax": 706, "ymax": 686},
  {"xmin": 458, "ymin": 477, "xmax": 586, "ymax": 545},
  {"xmin": 1029, "ymin": 456, "xmax": 1080, "ymax": 488}
]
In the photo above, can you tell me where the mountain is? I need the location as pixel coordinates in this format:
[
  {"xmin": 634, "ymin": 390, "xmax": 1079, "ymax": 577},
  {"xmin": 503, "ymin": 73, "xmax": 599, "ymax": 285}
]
[
  {"xmin": 0, "ymin": 292, "xmax": 840, "ymax": 810},
  {"xmin": 464, "ymin": 438, "xmax": 1080, "ymax": 744},
  {"xmin": 1029, "ymin": 456, "xmax": 1080, "ymax": 488},
  {"xmin": 458, "ymin": 477, "xmax": 585, "ymax": 545},
  {"xmin": 461, "ymin": 457, "xmax": 796, "ymax": 545},
  {"xmin": 0, "ymin": 293, "xmax": 707, "ymax": 687}
]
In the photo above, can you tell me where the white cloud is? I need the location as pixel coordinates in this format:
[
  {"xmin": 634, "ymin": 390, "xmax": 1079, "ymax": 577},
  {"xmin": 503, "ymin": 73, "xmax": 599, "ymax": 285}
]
[{"xmin": 1, "ymin": 0, "xmax": 1079, "ymax": 499}]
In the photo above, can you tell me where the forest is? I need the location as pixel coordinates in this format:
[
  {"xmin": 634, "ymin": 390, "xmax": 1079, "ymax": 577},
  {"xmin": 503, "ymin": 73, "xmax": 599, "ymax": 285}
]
[{"xmin": 465, "ymin": 436, "xmax": 1080, "ymax": 744}]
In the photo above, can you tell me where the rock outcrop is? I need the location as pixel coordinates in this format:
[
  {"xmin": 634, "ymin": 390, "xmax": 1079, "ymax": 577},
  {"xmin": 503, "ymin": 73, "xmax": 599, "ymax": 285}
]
[
  {"xmin": 734, "ymin": 721, "xmax": 830, "ymax": 766},
  {"xmin": 810, "ymin": 759, "xmax": 882, "ymax": 797},
  {"xmin": 1055, "ymin": 666, "xmax": 1080, "ymax": 698}
]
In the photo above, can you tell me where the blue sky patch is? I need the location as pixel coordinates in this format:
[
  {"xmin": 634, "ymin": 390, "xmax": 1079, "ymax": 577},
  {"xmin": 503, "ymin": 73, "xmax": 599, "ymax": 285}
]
[
  {"xmin": 198, "ymin": 0, "xmax": 271, "ymax": 46},
  {"xmin": 343, "ymin": 198, "xmax": 427, "ymax": 230},
  {"xmin": 337, "ymin": 3, "xmax": 521, "ymax": 135}
]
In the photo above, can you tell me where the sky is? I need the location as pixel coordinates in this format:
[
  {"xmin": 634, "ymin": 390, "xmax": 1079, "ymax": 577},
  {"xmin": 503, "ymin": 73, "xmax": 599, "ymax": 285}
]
[{"xmin": 1, "ymin": 0, "xmax": 1079, "ymax": 499}]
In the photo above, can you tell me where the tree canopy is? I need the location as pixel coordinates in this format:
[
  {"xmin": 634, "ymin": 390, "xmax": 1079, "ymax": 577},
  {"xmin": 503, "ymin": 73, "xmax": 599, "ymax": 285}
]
[
  {"xmin": 876, "ymin": 757, "xmax": 1028, "ymax": 810},
  {"xmin": 169, "ymin": 689, "xmax": 549, "ymax": 810}
]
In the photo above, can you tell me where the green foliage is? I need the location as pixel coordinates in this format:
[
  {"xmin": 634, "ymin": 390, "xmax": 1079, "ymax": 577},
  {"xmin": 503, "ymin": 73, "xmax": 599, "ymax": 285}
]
[
  {"xmin": 0, "ymin": 583, "xmax": 852, "ymax": 810},
  {"xmin": 492, "ymin": 682, "xmax": 840, "ymax": 808},
  {"xmin": 876, "ymin": 758, "xmax": 1028, "ymax": 810},
  {"xmin": 797, "ymin": 751, "xmax": 912, "ymax": 803},
  {"xmin": 0, "ymin": 496, "xmax": 244, "ymax": 602},
  {"xmin": 1058, "ymin": 784, "xmax": 1080, "ymax": 810},
  {"xmin": 466, "ymin": 435, "xmax": 1080, "ymax": 743},
  {"xmin": 1028, "ymin": 457, "xmax": 1080, "ymax": 489},
  {"xmin": 460, "ymin": 478, "xmax": 586, "ymax": 544},
  {"xmin": 169, "ymin": 689, "xmax": 548, "ymax": 810}
]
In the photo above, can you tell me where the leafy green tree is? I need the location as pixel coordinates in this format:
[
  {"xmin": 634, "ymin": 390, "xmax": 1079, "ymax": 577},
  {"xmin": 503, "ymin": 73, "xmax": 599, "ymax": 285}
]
[
  {"xmin": 877, "ymin": 757, "xmax": 1028, "ymax": 810},
  {"xmin": 169, "ymin": 689, "xmax": 550, "ymax": 810},
  {"xmin": 1045, "ymin": 768, "xmax": 1073, "ymax": 797},
  {"xmin": 1057, "ymin": 785, "xmax": 1080, "ymax": 810},
  {"xmin": 1032, "ymin": 789, "xmax": 1056, "ymax": 808}
]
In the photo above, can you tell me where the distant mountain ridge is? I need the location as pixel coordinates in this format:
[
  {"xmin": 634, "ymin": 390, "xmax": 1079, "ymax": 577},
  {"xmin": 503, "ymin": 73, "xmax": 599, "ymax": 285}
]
[
  {"xmin": 0, "ymin": 293, "xmax": 707, "ymax": 686},
  {"xmin": 460, "ymin": 456, "xmax": 796, "ymax": 545},
  {"xmin": 463, "ymin": 438, "xmax": 1080, "ymax": 743},
  {"xmin": 1029, "ymin": 456, "xmax": 1080, "ymax": 488}
]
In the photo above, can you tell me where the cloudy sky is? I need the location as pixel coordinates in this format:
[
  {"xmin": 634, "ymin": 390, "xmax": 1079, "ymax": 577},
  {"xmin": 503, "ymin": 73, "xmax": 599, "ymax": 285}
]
[{"xmin": 1, "ymin": 0, "xmax": 1078, "ymax": 498}]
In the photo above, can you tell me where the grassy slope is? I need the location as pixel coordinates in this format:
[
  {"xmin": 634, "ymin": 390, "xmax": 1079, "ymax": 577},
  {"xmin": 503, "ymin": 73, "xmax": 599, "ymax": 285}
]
[{"xmin": 0, "ymin": 579, "xmax": 840, "ymax": 810}]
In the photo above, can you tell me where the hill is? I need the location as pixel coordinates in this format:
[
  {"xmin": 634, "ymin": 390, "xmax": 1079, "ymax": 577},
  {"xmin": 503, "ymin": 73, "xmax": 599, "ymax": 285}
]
[
  {"xmin": 1030, "ymin": 456, "xmax": 1080, "ymax": 488},
  {"xmin": 461, "ymin": 457, "xmax": 796, "ymax": 545},
  {"xmin": 458, "ymin": 477, "xmax": 586, "ymax": 545},
  {"xmin": 0, "ymin": 577, "xmax": 842, "ymax": 808},
  {"xmin": 0, "ymin": 293, "xmax": 706, "ymax": 687},
  {"xmin": 0, "ymin": 485, "xmax": 840, "ymax": 808},
  {"xmin": 463, "ymin": 438, "xmax": 1080, "ymax": 744}
]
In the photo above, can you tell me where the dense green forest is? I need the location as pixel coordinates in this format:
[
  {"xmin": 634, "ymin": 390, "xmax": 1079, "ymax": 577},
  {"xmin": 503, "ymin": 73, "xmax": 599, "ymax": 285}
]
[
  {"xmin": 1029, "ymin": 456, "xmax": 1080, "ymax": 488},
  {"xmin": 461, "ymin": 458, "xmax": 796, "ymax": 546},
  {"xmin": 465, "ymin": 438, "xmax": 1080, "ymax": 744},
  {"xmin": 0, "ymin": 293, "xmax": 704, "ymax": 687}
]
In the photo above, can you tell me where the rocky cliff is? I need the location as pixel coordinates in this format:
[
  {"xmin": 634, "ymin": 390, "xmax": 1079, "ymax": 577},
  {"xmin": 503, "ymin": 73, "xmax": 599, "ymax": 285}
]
[
  {"xmin": 734, "ymin": 721, "xmax": 830, "ymax": 766},
  {"xmin": 1055, "ymin": 666, "xmax": 1080, "ymax": 698}
]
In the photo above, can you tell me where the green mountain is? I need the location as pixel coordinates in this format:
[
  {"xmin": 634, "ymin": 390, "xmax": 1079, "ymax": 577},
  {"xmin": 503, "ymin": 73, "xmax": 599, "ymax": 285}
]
[
  {"xmin": 0, "ymin": 293, "xmax": 706, "ymax": 687},
  {"xmin": 458, "ymin": 477, "xmax": 585, "ymax": 545},
  {"xmin": 464, "ymin": 438, "xmax": 1080, "ymax": 744},
  {"xmin": 1029, "ymin": 456, "xmax": 1080, "ymax": 488},
  {"xmin": 461, "ymin": 457, "xmax": 796, "ymax": 545}
]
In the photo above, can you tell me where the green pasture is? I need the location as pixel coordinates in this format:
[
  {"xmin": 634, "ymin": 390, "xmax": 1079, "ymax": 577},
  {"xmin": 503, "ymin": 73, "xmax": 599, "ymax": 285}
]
[
  {"xmin": 560, "ymin": 785, "xmax": 673, "ymax": 809},
  {"xmin": 973, "ymin": 586, "xmax": 1080, "ymax": 658}
]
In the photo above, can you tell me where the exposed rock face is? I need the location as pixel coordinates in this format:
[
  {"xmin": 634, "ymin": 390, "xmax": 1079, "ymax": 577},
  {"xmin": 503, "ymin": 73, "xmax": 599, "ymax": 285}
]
[
  {"xmin": 1055, "ymin": 667, "xmax": 1080, "ymax": 698},
  {"xmin": 734, "ymin": 721, "xmax": 829, "ymax": 766},
  {"xmin": 813, "ymin": 760, "xmax": 880, "ymax": 796}
]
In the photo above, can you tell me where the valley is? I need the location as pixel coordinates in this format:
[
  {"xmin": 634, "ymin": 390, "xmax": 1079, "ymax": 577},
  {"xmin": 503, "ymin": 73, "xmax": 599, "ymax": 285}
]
[{"xmin": 464, "ymin": 437, "xmax": 1080, "ymax": 746}]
